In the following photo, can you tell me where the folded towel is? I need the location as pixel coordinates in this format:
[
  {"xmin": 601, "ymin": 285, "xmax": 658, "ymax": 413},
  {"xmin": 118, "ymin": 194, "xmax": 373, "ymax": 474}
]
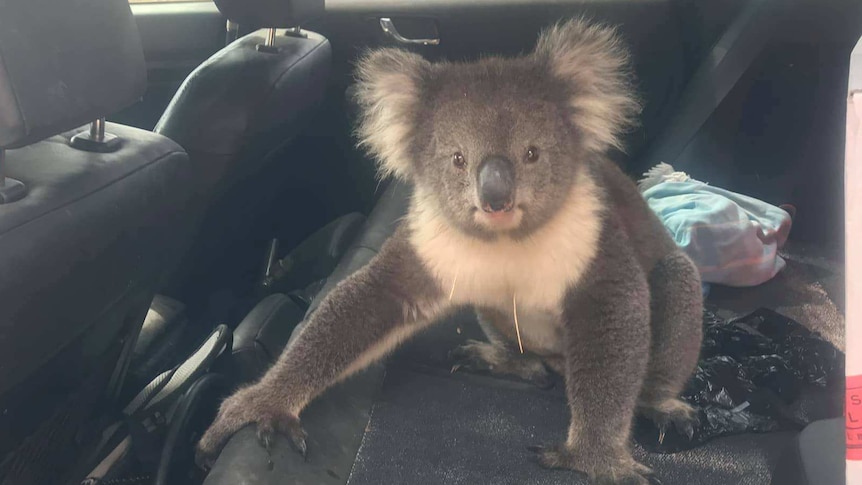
[{"xmin": 640, "ymin": 163, "xmax": 792, "ymax": 287}]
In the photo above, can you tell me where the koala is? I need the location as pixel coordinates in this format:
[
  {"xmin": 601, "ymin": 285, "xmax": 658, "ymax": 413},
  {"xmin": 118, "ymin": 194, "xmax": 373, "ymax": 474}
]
[{"xmin": 197, "ymin": 18, "xmax": 703, "ymax": 485}]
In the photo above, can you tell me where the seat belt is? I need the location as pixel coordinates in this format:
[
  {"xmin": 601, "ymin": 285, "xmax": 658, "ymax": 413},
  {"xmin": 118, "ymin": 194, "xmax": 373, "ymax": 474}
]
[{"xmin": 643, "ymin": 0, "xmax": 783, "ymax": 167}]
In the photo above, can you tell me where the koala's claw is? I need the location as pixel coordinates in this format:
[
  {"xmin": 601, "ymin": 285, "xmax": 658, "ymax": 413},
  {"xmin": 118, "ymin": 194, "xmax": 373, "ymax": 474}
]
[
  {"xmin": 529, "ymin": 443, "xmax": 653, "ymax": 485},
  {"xmin": 196, "ymin": 385, "xmax": 307, "ymax": 468},
  {"xmin": 639, "ymin": 398, "xmax": 697, "ymax": 442},
  {"xmin": 257, "ymin": 417, "xmax": 308, "ymax": 459},
  {"xmin": 194, "ymin": 448, "xmax": 216, "ymax": 472},
  {"xmin": 258, "ymin": 427, "xmax": 274, "ymax": 451},
  {"xmin": 449, "ymin": 341, "xmax": 493, "ymax": 372},
  {"xmin": 677, "ymin": 419, "xmax": 695, "ymax": 440},
  {"xmin": 449, "ymin": 340, "xmax": 554, "ymax": 389},
  {"xmin": 288, "ymin": 423, "xmax": 309, "ymax": 459}
]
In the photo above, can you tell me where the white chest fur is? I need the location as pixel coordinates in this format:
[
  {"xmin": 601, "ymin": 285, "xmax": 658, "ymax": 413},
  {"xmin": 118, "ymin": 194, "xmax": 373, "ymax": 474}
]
[{"xmin": 408, "ymin": 173, "xmax": 604, "ymax": 320}]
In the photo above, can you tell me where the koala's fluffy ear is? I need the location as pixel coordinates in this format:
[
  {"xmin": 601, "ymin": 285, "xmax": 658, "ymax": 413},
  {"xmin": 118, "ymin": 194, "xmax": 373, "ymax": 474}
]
[
  {"xmin": 534, "ymin": 18, "xmax": 641, "ymax": 155},
  {"xmin": 354, "ymin": 48, "xmax": 430, "ymax": 180}
]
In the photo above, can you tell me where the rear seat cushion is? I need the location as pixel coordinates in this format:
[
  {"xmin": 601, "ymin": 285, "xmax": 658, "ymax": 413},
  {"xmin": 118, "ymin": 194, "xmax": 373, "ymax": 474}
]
[
  {"xmin": 772, "ymin": 418, "xmax": 844, "ymax": 485},
  {"xmin": 300, "ymin": 182, "xmax": 410, "ymax": 320},
  {"xmin": 227, "ymin": 294, "xmax": 306, "ymax": 384}
]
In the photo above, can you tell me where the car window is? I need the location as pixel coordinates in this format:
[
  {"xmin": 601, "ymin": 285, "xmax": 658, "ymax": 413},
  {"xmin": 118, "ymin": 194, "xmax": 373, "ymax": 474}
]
[{"xmin": 129, "ymin": 0, "xmax": 210, "ymax": 3}]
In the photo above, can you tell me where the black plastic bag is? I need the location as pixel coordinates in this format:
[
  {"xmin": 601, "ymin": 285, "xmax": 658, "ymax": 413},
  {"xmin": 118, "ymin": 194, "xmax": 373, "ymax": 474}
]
[{"xmin": 635, "ymin": 308, "xmax": 844, "ymax": 453}]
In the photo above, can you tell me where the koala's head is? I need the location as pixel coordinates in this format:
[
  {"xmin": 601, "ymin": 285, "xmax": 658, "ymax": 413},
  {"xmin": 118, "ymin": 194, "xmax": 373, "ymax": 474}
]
[{"xmin": 354, "ymin": 18, "xmax": 640, "ymax": 239}]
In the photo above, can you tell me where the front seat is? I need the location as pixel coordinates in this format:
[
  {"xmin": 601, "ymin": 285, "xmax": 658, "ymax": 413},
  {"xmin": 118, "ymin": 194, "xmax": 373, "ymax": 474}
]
[
  {"xmin": 154, "ymin": 0, "xmax": 330, "ymax": 295},
  {"xmin": 0, "ymin": 0, "xmax": 199, "ymax": 483}
]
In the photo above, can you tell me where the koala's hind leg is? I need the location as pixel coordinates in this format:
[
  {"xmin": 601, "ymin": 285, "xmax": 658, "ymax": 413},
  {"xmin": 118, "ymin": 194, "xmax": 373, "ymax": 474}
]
[
  {"xmin": 450, "ymin": 309, "xmax": 554, "ymax": 388},
  {"xmin": 637, "ymin": 252, "xmax": 703, "ymax": 439}
]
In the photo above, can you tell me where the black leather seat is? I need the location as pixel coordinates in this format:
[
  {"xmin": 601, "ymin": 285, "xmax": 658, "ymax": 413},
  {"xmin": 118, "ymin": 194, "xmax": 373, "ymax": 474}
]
[
  {"xmin": 216, "ymin": 185, "xmax": 403, "ymax": 389},
  {"xmin": 0, "ymin": 0, "xmax": 198, "ymax": 483},
  {"xmin": 203, "ymin": 182, "xmax": 408, "ymax": 485},
  {"xmin": 154, "ymin": 0, "xmax": 330, "ymax": 294}
]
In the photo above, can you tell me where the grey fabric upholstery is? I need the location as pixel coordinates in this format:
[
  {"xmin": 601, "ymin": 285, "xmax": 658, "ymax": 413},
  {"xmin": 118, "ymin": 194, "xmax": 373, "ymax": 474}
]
[
  {"xmin": 0, "ymin": 0, "xmax": 146, "ymax": 149},
  {"xmin": 772, "ymin": 418, "xmax": 845, "ymax": 485}
]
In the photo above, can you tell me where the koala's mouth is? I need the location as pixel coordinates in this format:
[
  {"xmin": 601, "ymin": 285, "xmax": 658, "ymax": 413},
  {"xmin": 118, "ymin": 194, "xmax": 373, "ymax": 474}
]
[{"xmin": 473, "ymin": 204, "xmax": 524, "ymax": 231}]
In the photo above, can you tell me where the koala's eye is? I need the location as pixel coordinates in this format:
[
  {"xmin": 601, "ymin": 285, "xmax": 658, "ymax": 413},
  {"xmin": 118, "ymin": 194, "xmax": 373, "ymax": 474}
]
[
  {"xmin": 452, "ymin": 152, "xmax": 466, "ymax": 169},
  {"xmin": 525, "ymin": 146, "xmax": 540, "ymax": 164}
]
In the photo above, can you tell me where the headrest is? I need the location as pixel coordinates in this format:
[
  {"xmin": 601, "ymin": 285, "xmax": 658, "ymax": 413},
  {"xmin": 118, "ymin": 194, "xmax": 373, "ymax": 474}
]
[
  {"xmin": 0, "ymin": 0, "xmax": 146, "ymax": 149},
  {"xmin": 213, "ymin": 0, "xmax": 324, "ymax": 29}
]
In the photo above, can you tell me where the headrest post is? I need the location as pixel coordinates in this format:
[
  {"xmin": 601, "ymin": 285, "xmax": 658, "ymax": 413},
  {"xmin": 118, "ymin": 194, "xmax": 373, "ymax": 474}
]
[
  {"xmin": 0, "ymin": 0, "xmax": 146, "ymax": 149},
  {"xmin": 265, "ymin": 27, "xmax": 277, "ymax": 47},
  {"xmin": 257, "ymin": 27, "xmax": 281, "ymax": 53},
  {"xmin": 70, "ymin": 118, "xmax": 121, "ymax": 153},
  {"xmin": 90, "ymin": 117, "xmax": 106, "ymax": 143},
  {"xmin": 212, "ymin": 0, "xmax": 323, "ymax": 35},
  {"xmin": 225, "ymin": 19, "xmax": 240, "ymax": 45},
  {"xmin": 0, "ymin": 149, "xmax": 27, "ymax": 203},
  {"xmin": 0, "ymin": 148, "xmax": 6, "ymax": 188},
  {"xmin": 283, "ymin": 25, "xmax": 306, "ymax": 39}
]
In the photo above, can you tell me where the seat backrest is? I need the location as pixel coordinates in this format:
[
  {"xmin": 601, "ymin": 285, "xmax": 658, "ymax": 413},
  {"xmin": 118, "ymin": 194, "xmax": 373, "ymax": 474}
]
[
  {"xmin": 154, "ymin": 0, "xmax": 328, "ymax": 200},
  {"xmin": 154, "ymin": 19, "xmax": 330, "ymax": 201},
  {"xmin": 0, "ymin": 1, "xmax": 199, "ymax": 482},
  {"xmin": 153, "ymin": 0, "xmax": 329, "ymax": 294}
]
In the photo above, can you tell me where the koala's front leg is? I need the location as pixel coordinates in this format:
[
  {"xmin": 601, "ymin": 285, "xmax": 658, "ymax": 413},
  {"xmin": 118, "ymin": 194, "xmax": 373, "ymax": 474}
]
[
  {"xmin": 531, "ymin": 248, "xmax": 652, "ymax": 484},
  {"xmin": 197, "ymin": 233, "xmax": 444, "ymax": 466}
]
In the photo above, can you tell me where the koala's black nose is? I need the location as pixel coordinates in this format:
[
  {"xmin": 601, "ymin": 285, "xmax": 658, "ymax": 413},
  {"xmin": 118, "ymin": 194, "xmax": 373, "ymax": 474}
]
[{"xmin": 477, "ymin": 156, "xmax": 515, "ymax": 213}]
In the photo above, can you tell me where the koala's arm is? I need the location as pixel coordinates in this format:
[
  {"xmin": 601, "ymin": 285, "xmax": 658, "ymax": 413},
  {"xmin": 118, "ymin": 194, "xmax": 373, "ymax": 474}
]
[
  {"xmin": 533, "ymin": 224, "xmax": 654, "ymax": 483},
  {"xmin": 262, "ymin": 230, "xmax": 444, "ymax": 412},
  {"xmin": 197, "ymin": 229, "xmax": 444, "ymax": 462}
]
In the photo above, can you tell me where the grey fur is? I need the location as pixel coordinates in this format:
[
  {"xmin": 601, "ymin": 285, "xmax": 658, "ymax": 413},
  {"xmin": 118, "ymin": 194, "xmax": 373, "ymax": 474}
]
[{"xmin": 197, "ymin": 18, "xmax": 703, "ymax": 485}]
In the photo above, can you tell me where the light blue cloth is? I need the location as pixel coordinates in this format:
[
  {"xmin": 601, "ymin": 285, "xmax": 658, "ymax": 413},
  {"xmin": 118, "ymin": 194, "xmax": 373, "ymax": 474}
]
[{"xmin": 640, "ymin": 164, "xmax": 792, "ymax": 288}]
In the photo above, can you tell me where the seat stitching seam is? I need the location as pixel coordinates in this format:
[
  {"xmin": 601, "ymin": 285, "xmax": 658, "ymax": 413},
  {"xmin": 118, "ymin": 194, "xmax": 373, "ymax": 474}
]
[{"xmin": 0, "ymin": 149, "xmax": 186, "ymax": 236}]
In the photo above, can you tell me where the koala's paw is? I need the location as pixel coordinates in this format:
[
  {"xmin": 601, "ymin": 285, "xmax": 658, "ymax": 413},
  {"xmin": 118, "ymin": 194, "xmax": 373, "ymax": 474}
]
[
  {"xmin": 195, "ymin": 385, "xmax": 307, "ymax": 470},
  {"xmin": 528, "ymin": 444, "xmax": 655, "ymax": 485},
  {"xmin": 449, "ymin": 340, "xmax": 553, "ymax": 389},
  {"xmin": 639, "ymin": 398, "xmax": 696, "ymax": 442}
]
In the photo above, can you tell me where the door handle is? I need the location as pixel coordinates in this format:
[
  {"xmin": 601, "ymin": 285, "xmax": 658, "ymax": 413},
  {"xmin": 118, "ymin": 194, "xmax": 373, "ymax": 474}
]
[{"xmin": 379, "ymin": 18, "xmax": 440, "ymax": 46}]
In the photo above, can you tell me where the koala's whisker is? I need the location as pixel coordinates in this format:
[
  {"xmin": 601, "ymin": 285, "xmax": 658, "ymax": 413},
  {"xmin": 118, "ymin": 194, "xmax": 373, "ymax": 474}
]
[
  {"xmin": 513, "ymin": 293, "xmax": 524, "ymax": 354},
  {"xmin": 448, "ymin": 266, "xmax": 460, "ymax": 301}
]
